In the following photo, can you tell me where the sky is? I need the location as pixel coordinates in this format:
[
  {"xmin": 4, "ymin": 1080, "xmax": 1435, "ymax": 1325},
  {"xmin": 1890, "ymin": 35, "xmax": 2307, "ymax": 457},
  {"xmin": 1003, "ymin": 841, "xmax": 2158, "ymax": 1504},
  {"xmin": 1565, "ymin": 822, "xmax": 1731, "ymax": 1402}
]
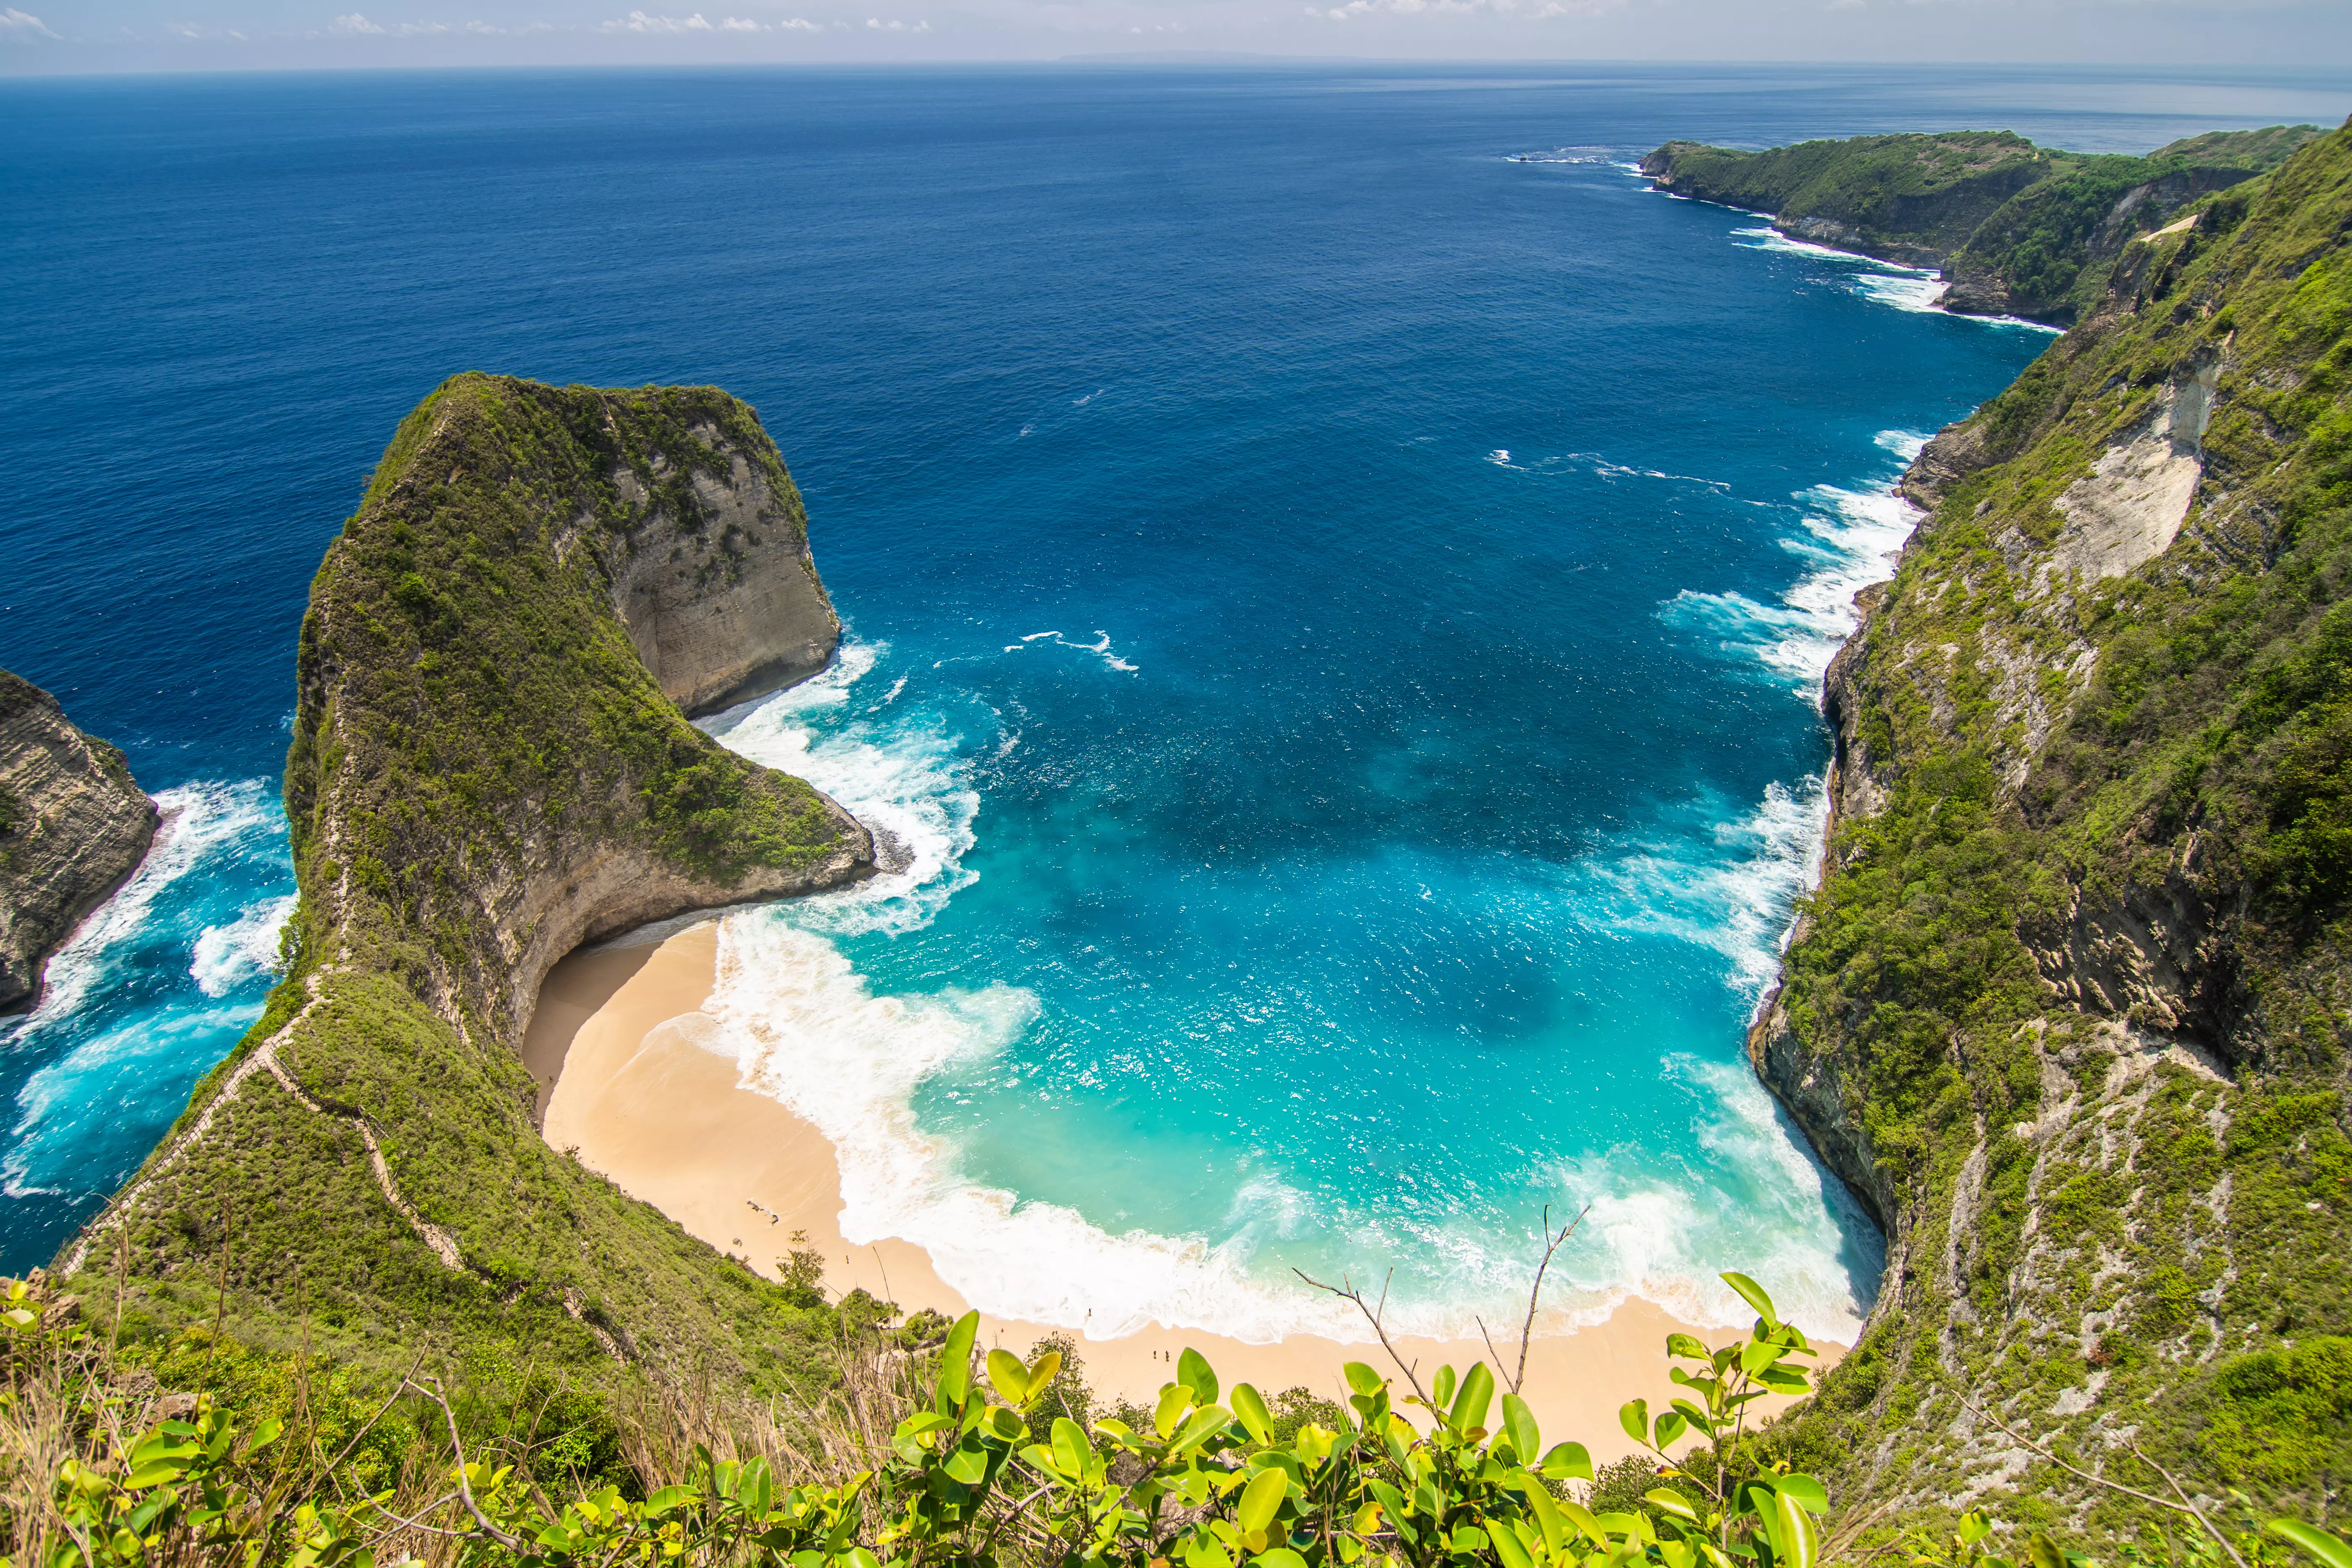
[{"xmin": 2, "ymin": 0, "xmax": 2349, "ymax": 74}]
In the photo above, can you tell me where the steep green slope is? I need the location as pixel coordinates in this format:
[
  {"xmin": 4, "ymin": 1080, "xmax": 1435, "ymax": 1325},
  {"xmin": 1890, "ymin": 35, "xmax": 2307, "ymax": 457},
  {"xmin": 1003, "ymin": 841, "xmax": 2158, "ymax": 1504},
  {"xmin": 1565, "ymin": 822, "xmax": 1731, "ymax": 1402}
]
[
  {"xmin": 57, "ymin": 374, "xmax": 872, "ymax": 1393},
  {"xmin": 1748, "ymin": 121, "xmax": 2352, "ymax": 1539},
  {"xmin": 1642, "ymin": 125, "xmax": 2323, "ymax": 326}
]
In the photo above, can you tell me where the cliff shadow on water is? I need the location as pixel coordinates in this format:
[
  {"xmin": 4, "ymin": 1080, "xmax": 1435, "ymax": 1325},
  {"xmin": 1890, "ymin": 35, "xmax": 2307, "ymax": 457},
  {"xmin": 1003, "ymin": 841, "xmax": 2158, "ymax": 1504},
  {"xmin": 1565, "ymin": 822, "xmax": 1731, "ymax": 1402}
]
[{"xmin": 53, "ymin": 373, "xmax": 875, "ymax": 1392}]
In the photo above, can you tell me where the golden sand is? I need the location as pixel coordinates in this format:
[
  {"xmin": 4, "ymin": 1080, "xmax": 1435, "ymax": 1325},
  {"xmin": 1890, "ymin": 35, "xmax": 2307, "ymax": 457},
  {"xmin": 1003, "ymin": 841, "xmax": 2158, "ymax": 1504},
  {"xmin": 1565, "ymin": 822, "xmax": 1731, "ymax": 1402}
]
[{"xmin": 527, "ymin": 923, "xmax": 1833, "ymax": 1462}]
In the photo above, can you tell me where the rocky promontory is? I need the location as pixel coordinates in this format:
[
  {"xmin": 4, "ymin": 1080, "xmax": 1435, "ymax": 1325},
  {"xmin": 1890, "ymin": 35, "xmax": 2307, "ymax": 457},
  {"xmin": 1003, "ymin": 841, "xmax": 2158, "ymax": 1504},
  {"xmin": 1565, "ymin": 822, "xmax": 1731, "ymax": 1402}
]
[
  {"xmin": 1641, "ymin": 124, "xmax": 2320, "ymax": 326},
  {"xmin": 0, "ymin": 669, "xmax": 156, "ymax": 1014},
  {"xmin": 65, "ymin": 374, "xmax": 871, "ymax": 1386},
  {"xmin": 1741, "ymin": 120, "xmax": 2352, "ymax": 1536}
]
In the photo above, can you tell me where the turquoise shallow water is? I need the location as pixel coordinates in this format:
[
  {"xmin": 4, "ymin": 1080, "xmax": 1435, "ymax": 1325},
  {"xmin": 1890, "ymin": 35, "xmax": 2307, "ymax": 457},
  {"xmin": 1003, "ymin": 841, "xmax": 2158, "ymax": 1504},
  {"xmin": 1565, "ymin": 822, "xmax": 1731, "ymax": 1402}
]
[{"xmin": 5, "ymin": 63, "xmax": 2342, "ymax": 1329}]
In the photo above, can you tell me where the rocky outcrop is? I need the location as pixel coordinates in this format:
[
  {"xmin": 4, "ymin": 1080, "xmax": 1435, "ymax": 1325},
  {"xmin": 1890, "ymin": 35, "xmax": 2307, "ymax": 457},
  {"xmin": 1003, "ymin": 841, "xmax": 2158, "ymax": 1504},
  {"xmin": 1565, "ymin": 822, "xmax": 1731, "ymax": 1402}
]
[
  {"xmin": 1741, "ymin": 122, "xmax": 2352, "ymax": 1537},
  {"xmin": 68, "ymin": 375, "xmax": 873, "ymax": 1389},
  {"xmin": 0, "ymin": 669, "xmax": 156, "ymax": 1013},
  {"xmin": 608, "ymin": 433, "xmax": 840, "ymax": 717},
  {"xmin": 1645, "ymin": 126, "xmax": 2319, "ymax": 329}
]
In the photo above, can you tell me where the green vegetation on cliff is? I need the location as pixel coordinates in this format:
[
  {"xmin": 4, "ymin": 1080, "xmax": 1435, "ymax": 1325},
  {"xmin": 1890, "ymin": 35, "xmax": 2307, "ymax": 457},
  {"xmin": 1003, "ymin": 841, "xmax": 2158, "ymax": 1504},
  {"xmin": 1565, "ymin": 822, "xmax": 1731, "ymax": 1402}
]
[
  {"xmin": 57, "ymin": 374, "xmax": 868, "ymax": 1403},
  {"xmin": 1642, "ymin": 125, "xmax": 2323, "ymax": 324},
  {"xmin": 1749, "ymin": 120, "xmax": 2352, "ymax": 1537}
]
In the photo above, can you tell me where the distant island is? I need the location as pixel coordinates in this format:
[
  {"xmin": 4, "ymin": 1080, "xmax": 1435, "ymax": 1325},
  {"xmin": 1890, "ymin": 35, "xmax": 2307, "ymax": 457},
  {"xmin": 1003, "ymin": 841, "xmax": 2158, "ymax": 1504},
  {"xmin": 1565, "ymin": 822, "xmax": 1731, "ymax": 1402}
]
[{"xmin": 1641, "ymin": 124, "xmax": 2321, "ymax": 324}]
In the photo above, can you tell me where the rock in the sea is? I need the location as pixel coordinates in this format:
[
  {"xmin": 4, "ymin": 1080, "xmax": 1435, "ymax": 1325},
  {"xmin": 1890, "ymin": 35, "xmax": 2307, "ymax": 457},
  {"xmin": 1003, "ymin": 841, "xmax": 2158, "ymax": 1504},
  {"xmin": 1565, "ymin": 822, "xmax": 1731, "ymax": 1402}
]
[{"xmin": 0, "ymin": 669, "xmax": 157, "ymax": 1013}]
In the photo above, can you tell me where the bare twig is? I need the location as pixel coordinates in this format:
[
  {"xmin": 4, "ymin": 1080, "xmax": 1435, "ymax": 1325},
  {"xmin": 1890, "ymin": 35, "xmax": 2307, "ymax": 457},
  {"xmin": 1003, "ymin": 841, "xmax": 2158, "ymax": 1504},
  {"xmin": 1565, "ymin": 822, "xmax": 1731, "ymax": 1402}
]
[
  {"xmin": 405, "ymin": 1376, "xmax": 529, "ymax": 1553},
  {"xmin": 1512, "ymin": 1203, "xmax": 1591, "ymax": 1396},
  {"xmin": 1293, "ymin": 1268, "xmax": 1430, "ymax": 1406},
  {"xmin": 1957, "ymin": 1394, "xmax": 2242, "ymax": 1565},
  {"xmin": 2128, "ymin": 1441, "xmax": 2250, "ymax": 1568}
]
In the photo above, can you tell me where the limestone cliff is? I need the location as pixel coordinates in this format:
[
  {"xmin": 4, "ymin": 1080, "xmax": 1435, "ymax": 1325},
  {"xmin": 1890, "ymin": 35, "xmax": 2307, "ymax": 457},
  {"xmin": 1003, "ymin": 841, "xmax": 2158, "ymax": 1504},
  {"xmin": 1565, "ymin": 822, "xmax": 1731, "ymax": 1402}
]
[
  {"xmin": 62, "ymin": 374, "xmax": 872, "ymax": 1389},
  {"xmin": 0, "ymin": 670, "xmax": 157, "ymax": 1014},
  {"xmin": 1743, "ymin": 123, "xmax": 2352, "ymax": 1539},
  {"xmin": 1643, "ymin": 125, "xmax": 2321, "ymax": 327}
]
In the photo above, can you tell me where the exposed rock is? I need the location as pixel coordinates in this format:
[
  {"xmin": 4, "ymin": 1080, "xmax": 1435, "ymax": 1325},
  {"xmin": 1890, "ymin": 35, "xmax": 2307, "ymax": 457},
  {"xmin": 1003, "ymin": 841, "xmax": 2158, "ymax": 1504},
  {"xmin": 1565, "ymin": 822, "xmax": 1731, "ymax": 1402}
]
[
  {"xmin": 2047, "ymin": 362, "xmax": 2218, "ymax": 584},
  {"xmin": 0, "ymin": 669, "xmax": 157, "ymax": 1014},
  {"xmin": 608, "ymin": 436, "xmax": 840, "ymax": 717}
]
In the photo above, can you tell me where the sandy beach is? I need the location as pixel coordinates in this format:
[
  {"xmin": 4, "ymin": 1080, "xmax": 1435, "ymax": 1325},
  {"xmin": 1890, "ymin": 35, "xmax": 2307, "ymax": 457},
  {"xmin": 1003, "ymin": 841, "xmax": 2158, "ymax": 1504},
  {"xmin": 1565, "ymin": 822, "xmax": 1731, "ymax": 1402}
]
[{"xmin": 526, "ymin": 922, "xmax": 1833, "ymax": 1463}]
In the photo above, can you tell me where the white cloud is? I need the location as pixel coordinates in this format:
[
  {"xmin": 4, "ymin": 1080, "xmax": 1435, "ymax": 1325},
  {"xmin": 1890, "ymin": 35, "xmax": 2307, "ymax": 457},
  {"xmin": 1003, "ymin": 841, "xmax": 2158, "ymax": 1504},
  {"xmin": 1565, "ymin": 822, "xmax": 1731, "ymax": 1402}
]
[
  {"xmin": 0, "ymin": 5, "xmax": 61, "ymax": 34},
  {"xmin": 602, "ymin": 7, "xmax": 715, "ymax": 26},
  {"xmin": 863, "ymin": 14, "xmax": 927, "ymax": 26},
  {"xmin": 331, "ymin": 11, "xmax": 385, "ymax": 28},
  {"xmin": 1310, "ymin": 0, "xmax": 1617, "ymax": 16}
]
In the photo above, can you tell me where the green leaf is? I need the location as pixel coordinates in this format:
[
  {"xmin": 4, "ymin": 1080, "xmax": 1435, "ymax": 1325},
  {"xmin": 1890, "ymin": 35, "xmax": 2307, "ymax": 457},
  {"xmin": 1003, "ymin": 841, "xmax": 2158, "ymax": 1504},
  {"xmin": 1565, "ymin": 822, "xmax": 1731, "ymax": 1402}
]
[
  {"xmin": 1187, "ymin": 1534, "xmax": 1236, "ymax": 1568},
  {"xmin": 1236, "ymin": 1468, "xmax": 1288, "ymax": 1534},
  {"xmin": 1450, "ymin": 1361, "xmax": 1495, "ymax": 1436},
  {"xmin": 1052, "ymin": 1417, "xmax": 1088, "ymax": 1478},
  {"xmin": 1666, "ymin": 1333, "xmax": 1710, "ymax": 1360},
  {"xmin": 1178, "ymin": 1347, "xmax": 1219, "ymax": 1407},
  {"xmin": 1773, "ymin": 1489, "xmax": 1816, "ymax": 1568},
  {"xmin": 2268, "ymin": 1522, "xmax": 2352, "ymax": 1568},
  {"xmin": 1343, "ymin": 1363, "xmax": 1384, "ymax": 1398},
  {"xmin": 1646, "ymin": 1490, "xmax": 1701, "ymax": 1524},
  {"xmin": 937, "ymin": 1310, "xmax": 980, "ymax": 1407},
  {"xmin": 1156, "ymin": 1381, "xmax": 1194, "ymax": 1439},
  {"xmin": 942, "ymin": 1436, "xmax": 990, "ymax": 1486},
  {"xmin": 1620, "ymin": 1399, "xmax": 1650, "ymax": 1447},
  {"xmin": 1775, "ymin": 1475, "xmax": 1828, "ymax": 1515},
  {"xmin": 1172, "ymin": 1404, "xmax": 1235, "ymax": 1456},
  {"xmin": 1232, "ymin": 1384, "xmax": 1273, "ymax": 1445},
  {"xmin": 1501, "ymin": 1392, "xmax": 1539, "ymax": 1463},
  {"xmin": 987, "ymin": 1349, "xmax": 1032, "ymax": 1404},
  {"xmin": 2026, "ymin": 1536, "xmax": 2068, "ymax": 1568},
  {"xmin": 1525, "ymin": 1484, "xmax": 1568, "ymax": 1554},
  {"xmin": 1559, "ymin": 1499, "xmax": 1606, "ymax": 1545},
  {"xmin": 1254, "ymin": 1551, "xmax": 1309, "ymax": 1568},
  {"xmin": 1720, "ymin": 1273, "xmax": 1777, "ymax": 1329},
  {"xmin": 1433, "ymin": 1365, "xmax": 1457, "ymax": 1410},
  {"xmin": 1538, "ymin": 1441, "xmax": 1593, "ymax": 1482},
  {"xmin": 1491, "ymin": 1520, "xmax": 1536, "ymax": 1568},
  {"xmin": 644, "ymin": 1486, "xmax": 694, "ymax": 1517}
]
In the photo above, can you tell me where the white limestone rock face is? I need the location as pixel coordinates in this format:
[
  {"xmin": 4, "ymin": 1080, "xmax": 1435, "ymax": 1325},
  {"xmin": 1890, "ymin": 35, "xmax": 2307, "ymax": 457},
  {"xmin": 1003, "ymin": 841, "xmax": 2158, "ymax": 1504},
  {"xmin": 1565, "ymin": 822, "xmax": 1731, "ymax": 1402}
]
[
  {"xmin": 2049, "ymin": 362, "xmax": 2219, "ymax": 584},
  {"xmin": 608, "ymin": 430, "xmax": 842, "ymax": 718}
]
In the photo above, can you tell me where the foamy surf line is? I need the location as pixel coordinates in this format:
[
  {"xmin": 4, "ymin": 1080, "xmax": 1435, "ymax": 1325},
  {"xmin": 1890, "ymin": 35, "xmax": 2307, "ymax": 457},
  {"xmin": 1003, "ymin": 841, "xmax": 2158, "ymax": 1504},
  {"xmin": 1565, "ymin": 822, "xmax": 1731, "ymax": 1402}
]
[
  {"xmin": 695, "ymin": 645, "xmax": 1875, "ymax": 1347},
  {"xmin": 704, "ymin": 912, "xmax": 1870, "ymax": 1344}
]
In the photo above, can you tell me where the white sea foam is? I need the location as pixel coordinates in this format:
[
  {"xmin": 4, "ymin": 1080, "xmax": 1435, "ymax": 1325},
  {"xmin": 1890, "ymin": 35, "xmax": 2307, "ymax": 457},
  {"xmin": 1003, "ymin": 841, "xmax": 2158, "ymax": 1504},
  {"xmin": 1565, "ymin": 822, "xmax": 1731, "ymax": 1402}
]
[
  {"xmin": 1660, "ymin": 435, "xmax": 1923, "ymax": 701},
  {"xmin": 1538, "ymin": 1057, "xmax": 1879, "ymax": 1341},
  {"xmin": 1005, "ymin": 629, "xmax": 1138, "ymax": 674},
  {"xmin": 704, "ymin": 914, "xmax": 1381, "ymax": 1341},
  {"xmin": 14, "ymin": 780, "xmax": 286, "ymax": 1030},
  {"xmin": 190, "ymin": 893, "xmax": 298, "ymax": 997},
  {"xmin": 701, "ymin": 643, "xmax": 979, "ymax": 938},
  {"xmin": 1576, "ymin": 776, "xmax": 1828, "ymax": 998}
]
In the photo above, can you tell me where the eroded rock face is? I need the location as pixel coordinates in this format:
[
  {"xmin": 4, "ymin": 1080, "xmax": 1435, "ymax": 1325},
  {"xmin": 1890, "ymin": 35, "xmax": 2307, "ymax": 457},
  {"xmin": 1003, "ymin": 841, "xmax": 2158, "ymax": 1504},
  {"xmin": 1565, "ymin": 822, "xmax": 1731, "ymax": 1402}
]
[
  {"xmin": 608, "ymin": 432, "xmax": 840, "ymax": 717},
  {"xmin": 0, "ymin": 670, "xmax": 157, "ymax": 1013}
]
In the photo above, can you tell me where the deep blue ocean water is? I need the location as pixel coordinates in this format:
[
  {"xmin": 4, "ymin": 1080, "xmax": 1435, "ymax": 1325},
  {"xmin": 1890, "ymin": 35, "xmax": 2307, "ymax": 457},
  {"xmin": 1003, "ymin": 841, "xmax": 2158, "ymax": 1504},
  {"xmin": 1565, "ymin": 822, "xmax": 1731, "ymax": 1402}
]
[{"xmin": 5, "ymin": 63, "xmax": 2345, "ymax": 1334}]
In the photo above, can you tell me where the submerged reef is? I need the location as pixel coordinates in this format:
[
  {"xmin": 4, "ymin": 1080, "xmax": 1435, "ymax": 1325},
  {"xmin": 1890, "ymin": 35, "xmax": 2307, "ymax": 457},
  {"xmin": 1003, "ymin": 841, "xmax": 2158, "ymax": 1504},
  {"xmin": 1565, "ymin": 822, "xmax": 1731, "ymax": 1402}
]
[
  {"xmin": 0, "ymin": 668, "xmax": 157, "ymax": 1013},
  {"xmin": 1642, "ymin": 125, "xmax": 2322, "ymax": 326}
]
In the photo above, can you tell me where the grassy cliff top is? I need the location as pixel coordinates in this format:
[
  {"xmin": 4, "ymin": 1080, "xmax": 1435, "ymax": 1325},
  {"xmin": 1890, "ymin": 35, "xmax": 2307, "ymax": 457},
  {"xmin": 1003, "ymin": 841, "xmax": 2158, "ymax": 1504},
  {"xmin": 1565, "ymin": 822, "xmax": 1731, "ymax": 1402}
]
[
  {"xmin": 63, "ymin": 373, "xmax": 869, "ymax": 1402},
  {"xmin": 1644, "ymin": 124, "xmax": 2328, "ymax": 324},
  {"xmin": 1756, "ymin": 119, "xmax": 2352, "ymax": 1539}
]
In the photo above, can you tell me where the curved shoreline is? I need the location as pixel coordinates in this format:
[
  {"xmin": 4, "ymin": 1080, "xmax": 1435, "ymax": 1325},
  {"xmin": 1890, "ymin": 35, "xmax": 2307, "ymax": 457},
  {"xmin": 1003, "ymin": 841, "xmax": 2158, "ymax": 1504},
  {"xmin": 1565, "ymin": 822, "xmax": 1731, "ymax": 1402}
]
[{"xmin": 527, "ymin": 921, "xmax": 1840, "ymax": 1458}]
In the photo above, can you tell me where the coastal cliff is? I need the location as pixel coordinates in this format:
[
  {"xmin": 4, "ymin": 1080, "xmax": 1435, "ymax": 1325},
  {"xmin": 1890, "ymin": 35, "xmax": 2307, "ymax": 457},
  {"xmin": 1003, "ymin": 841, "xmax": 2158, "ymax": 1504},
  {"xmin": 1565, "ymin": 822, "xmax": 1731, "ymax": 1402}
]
[
  {"xmin": 60, "ymin": 374, "xmax": 872, "ymax": 1387},
  {"xmin": 1642, "ymin": 125, "xmax": 2321, "ymax": 326},
  {"xmin": 1745, "ymin": 121, "xmax": 2352, "ymax": 1533},
  {"xmin": 0, "ymin": 669, "xmax": 157, "ymax": 1013}
]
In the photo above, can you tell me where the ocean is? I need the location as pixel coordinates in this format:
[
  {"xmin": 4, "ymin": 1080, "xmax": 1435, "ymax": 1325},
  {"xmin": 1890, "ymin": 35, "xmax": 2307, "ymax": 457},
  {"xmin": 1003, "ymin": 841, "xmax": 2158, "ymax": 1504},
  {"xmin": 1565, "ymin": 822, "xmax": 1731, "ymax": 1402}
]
[{"xmin": 4, "ymin": 62, "xmax": 2342, "ymax": 1336}]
